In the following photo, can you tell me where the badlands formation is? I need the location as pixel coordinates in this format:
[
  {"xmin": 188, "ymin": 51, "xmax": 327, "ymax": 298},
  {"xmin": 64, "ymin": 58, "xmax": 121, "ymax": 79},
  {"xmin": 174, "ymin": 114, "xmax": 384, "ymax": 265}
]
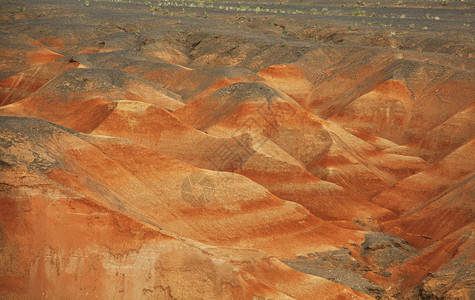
[{"xmin": 0, "ymin": 0, "xmax": 474, "ymax": 299}]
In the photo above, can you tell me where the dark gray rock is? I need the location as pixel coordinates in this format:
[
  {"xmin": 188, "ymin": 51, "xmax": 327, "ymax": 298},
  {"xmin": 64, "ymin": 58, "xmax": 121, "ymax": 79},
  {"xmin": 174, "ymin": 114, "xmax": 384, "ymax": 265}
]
[
  {"xmin": 361, "ymin": 232, "xmax": 418, "ymax": 270},
  {"xmin": 283, "ymin": 249, "xmax": 387, "ymax": 299}
]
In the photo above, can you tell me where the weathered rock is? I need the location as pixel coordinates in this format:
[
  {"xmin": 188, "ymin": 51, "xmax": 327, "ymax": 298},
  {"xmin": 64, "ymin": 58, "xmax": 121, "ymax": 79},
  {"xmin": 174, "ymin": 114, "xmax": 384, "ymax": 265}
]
[
  {"xmin": 283, "ymin": 250, "xmax": 388, "ymax": 298},
  {"xmin": 360, "ymin": 233, "xmax": 418, "ymax": 271}
]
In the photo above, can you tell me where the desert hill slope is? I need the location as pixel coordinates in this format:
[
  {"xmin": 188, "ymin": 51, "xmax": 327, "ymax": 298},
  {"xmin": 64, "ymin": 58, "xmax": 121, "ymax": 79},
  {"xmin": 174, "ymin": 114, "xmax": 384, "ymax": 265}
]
[{"xmin": 1, "ymin": 0, "xmax": 474, "ymax": 299}]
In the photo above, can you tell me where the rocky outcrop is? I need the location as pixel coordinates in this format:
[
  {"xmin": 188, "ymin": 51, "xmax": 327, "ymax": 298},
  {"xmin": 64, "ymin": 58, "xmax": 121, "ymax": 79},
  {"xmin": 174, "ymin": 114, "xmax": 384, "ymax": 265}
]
[{"xmin": 283, "ymin": 250, "xmax": 387, "ymax": 298}]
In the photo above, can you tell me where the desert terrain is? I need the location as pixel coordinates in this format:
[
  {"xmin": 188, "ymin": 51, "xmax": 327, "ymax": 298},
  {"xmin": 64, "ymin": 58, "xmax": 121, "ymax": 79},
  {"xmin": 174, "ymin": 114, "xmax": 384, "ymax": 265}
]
[{"xmin": 0, "ymin": 0, "xmax": 474, "ymax": 299}]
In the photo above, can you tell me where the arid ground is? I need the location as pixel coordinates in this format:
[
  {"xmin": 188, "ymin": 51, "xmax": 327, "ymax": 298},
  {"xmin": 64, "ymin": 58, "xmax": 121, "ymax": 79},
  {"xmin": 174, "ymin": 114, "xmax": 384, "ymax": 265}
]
[{"xmin": 0, "ymin": 0, "xmax": 474, "ymax": 299}]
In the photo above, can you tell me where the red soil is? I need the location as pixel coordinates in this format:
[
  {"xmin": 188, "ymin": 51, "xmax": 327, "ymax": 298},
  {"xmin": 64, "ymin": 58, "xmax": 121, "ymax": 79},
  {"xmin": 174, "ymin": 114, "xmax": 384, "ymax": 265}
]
[{"xmin": 0, "ymin": 1, "xmax": 473, "ymax": 298}]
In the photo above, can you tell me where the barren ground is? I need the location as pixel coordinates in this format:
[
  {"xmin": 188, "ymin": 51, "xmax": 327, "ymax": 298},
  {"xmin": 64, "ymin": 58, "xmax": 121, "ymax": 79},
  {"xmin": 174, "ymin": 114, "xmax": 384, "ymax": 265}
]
[{"xmin": 0, "ymin": 0, "xmax": 474, "ymax": 299}]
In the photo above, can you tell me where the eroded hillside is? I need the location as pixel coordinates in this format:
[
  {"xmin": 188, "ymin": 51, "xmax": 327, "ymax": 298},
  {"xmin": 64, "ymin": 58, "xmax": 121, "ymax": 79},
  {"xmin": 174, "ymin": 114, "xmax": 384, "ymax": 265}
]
[{"xmin": 1, "ymin": 0, "xmax": 474, "ymax": 299}]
